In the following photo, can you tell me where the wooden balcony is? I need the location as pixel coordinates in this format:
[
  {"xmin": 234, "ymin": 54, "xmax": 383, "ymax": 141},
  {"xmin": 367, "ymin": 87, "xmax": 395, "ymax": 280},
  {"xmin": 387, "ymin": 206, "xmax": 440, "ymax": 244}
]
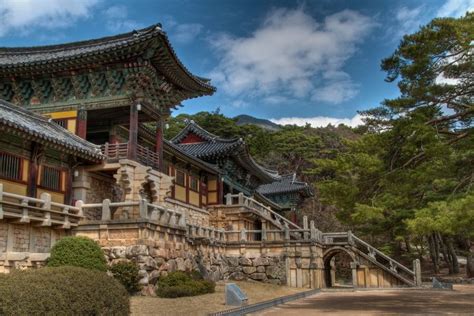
[{"xmin": 100, "ymin": 142, "xmax": 160, "ymax": 170}]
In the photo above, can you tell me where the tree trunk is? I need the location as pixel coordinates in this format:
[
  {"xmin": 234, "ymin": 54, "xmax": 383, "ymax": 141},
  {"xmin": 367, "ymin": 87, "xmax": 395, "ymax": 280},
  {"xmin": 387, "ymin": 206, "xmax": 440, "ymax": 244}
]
[
  {"xmin": 428, "ymin": 234, "xmax": 439, "ymax": 274},
  {"xmin": 459, "ymin": 238, "xmax": 473, "ymax": 278},
  {"xmin": 437, "ymin": 233, "xmax": 452, "ymax": 273},
  {"xmin": 446, "ymin": 238, "xmax": 459, "ymax": 274}
]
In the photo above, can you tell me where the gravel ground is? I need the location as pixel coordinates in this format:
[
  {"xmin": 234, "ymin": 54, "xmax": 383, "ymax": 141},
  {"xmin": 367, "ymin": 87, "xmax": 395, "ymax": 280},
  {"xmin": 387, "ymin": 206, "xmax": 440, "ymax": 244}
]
[
  {"xmin": 257, "ymin": 285, "xmax": 474, "ymax": 315},
  {"xmin": 130, "ymin": 280, "xmax": 307, "ymax": 316}
]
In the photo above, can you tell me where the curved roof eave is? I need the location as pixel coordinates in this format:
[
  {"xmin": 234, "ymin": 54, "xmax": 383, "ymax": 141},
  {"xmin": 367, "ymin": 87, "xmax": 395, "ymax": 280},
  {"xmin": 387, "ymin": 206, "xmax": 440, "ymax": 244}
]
[{"xmin": 0, "ymin": 24, "xmax": 215, "ymax": 95}]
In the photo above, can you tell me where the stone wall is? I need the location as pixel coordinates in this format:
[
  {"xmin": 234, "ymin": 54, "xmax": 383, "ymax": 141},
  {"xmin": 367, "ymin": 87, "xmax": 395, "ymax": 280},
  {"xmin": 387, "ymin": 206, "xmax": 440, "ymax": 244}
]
[
  {"xmin": 101, "ymin": 243, "xmax": 287, "ymax": 294},
  {"xmin": 164, "ymin": 198, "xmax": 210, "ymax": 226},
  {"xmin": 0, "ymin": 223, "xmax": 65, "ymax": 273}
]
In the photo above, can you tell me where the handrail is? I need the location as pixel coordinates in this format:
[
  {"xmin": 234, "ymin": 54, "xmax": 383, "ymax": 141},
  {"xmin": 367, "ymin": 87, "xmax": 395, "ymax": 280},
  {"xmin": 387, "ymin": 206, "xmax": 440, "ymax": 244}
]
[
  {"xmin": 0, "ymin": 184, "xmax": 82, "ymax": 228},
  {"xmin": 351, "ymin": 234, "xmax": 415, "ymax": 276},
  {"xmin": 225, "ymin": 193, "xmax": 301, "ymax": 230},
  {"xmin": 101, "ymin": 142, "xmax": 160, "ymax": 169}
]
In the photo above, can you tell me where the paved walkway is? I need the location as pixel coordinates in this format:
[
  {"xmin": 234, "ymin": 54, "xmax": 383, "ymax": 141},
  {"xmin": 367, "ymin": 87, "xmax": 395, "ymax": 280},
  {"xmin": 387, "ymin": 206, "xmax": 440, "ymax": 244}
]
[{"xmin": 257, "ymin": 285, "xmax": 474, "ymax": 315}]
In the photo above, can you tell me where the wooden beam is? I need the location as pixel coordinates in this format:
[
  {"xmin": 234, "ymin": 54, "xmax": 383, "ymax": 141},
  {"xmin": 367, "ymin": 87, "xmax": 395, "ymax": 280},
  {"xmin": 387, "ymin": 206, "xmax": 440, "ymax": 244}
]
[{"xmin": 155, "ymin": 117, "xmax": 164, "ymax": 172}]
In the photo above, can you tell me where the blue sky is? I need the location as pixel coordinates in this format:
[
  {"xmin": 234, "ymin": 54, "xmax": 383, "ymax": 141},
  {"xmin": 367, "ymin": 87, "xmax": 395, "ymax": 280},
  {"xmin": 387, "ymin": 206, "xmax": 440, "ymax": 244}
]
[{"xmin": 0, "ymin": 0, "xmax": 472, "ymax": 126}]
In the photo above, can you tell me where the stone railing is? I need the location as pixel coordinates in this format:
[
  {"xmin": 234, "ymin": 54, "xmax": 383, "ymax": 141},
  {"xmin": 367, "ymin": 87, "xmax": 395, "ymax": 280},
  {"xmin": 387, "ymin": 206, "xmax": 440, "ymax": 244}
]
[
  {"xmin": 225, "ymin": 193, "xmax": 301, "ymax": 230},
  {"xmin": 0, "ymin": 184, "xmax": 83, "ymax": 228},
  {"xmin": 79, "ymin": 199, "xmax": 186, "ymax": 227}
]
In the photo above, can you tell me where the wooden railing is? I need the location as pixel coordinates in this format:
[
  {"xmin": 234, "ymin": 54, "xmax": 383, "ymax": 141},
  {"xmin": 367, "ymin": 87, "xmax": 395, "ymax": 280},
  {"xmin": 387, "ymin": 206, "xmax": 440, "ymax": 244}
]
[
  {"xmin": 225, "ymin": 193, "xmax": 302, "ymax": 230},
  {"xmin": 0, "ymin": 184, "xmax": 83, "ymax": 228},
  {"xmin": 101, "ymin": 142, "xmax": 160, "ymax": 169}
]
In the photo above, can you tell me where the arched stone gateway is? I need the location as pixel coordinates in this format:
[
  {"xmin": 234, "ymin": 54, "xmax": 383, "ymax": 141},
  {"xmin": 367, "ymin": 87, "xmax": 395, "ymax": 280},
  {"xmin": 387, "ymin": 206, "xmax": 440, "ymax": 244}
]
[{"xmin": 323, "ymin": 246, "xmax": 357, "ymax": 288}]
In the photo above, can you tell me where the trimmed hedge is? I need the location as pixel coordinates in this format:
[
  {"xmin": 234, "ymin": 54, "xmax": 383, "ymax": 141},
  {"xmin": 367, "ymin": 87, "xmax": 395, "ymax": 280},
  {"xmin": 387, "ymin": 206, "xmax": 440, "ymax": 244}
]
[
  {"xmin": 47, "ymin": 236, "xmax": 107, "ymax": 271},
  {"xmin": 110, "ymin": 261, "xmax": 141, "ymax": 294},
  {"xmin": 0, "ymin": 266, "xmax": 129, "ymax": 316},
  {"xmin": 156, "ymin": 271, "xmax": 215, "ymax": 298}
]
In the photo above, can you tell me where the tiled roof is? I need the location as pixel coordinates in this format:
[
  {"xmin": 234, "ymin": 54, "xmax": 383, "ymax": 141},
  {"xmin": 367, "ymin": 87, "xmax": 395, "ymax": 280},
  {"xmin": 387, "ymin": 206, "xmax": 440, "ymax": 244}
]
[
  {"xmin": 0, "ymin": 99, "xmax": 103, "ymax": 161},
  {"xmin": 257, "ymin": 174, "xmax": 313, "ymax": 197},
  {"xmin": 171, "ymin": 120, "xmax": 280, "ymax": 182},
  {"xmin": 163, "ymin": 140, "xmax": 219, "ymax": 174},
  {"xmin": 0, "ymin": 24, "xmax": 215, "ymax": 94}
]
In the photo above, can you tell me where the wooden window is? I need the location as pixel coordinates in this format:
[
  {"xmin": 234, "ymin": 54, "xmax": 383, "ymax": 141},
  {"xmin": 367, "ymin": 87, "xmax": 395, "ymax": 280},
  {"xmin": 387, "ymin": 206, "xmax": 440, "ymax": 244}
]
[
  {"xmin": 175, "ymin": 170, "xmax": 185, "ymax": 186},
  {"xmin": 40, "ymin": 166, "xmax": 62, "ymax": 191},
  {"xmin": 0, "ymin": 152, "xmax": 22, "ymax": 181},
  {"xmin": 53, "ymin": 119, "xmax": 68, "ymax": 129},
  {"xmin": 189, "ymin": 176, "xmax": 199, "ymax": 192}
]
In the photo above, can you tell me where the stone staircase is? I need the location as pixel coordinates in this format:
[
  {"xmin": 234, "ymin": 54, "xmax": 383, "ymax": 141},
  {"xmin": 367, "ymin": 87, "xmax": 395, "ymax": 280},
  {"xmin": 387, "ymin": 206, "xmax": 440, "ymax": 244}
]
[{"xmin": 323, "ymin": 231, "xmax": 421, "ymax": 287}]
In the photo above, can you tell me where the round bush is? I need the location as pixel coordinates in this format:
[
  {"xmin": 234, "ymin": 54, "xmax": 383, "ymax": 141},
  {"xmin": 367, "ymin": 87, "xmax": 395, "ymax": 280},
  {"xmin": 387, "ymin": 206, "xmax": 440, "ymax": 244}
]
[
  {"xmin": 156, "ymin": 271, "xmax": 215, "ymax": 298},
  {"xmin": 0, "ymin": 266, "xmax": 129, "ymax": 316},
  {"xmin": 47, "ymin": 236, "xmax": 107, "ymax": 271},
  {"xmin": 110, "ymin": 261, "xmax": 141, "ymax": 294}
]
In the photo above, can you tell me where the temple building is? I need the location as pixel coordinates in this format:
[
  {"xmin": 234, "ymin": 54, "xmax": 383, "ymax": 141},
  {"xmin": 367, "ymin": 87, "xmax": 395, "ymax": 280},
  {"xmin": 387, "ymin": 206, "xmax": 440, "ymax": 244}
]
[{"xmin": 0, "ymin": 24, "xmax": 418, "ymax": 290}]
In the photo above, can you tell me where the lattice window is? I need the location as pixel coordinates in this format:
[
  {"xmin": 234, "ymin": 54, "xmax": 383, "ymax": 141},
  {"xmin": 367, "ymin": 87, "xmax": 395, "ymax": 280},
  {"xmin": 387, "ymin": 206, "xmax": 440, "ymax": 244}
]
[
  {"xmin": 189, "ymin": 176, "xmax": 199, "ymax": 192},
  {"xmin": 41, "ymin": 166, "xmax": 61, "ymax": 191},
  {"xmin": 0, "ymin": 152, "xmax": 22, "ymax": 181},
  {"xmin": 175, "ymin": 170, "xmax": 185, "ymax": 186}
]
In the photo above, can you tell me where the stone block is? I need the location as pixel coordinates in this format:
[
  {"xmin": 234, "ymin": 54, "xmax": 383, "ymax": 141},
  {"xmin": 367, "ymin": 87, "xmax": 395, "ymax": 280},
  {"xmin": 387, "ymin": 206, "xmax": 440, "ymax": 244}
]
[
  {"xmin": 242, "ymin": 266, "xmax": 256, "ymax": 274},
  {"xmin": 253, "ymin": 257, "xmax": 270, "ymax": 266},
  {"xmin": 249, "ymin": 273, "xmax": 267, "ymax": 281},
  {"xmin": 256, "ymin": 266, "xmax": 265, "ymax": 273},
  {"xmin": 239, "ymin": 257, "xmax": 252, "ymax": 266}
]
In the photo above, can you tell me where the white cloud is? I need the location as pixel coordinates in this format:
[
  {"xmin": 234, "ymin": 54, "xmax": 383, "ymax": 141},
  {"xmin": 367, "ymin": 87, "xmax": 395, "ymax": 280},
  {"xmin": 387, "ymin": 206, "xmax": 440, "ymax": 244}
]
[
  {"xmin": 104, "ymin": 5, "xmax": 142, "ymax": 32},
  {"xmin": 173, "ymin": 23, "xmax": 203, "ymax": 44},
  {"xmin": 437, "ymin": 0, "xmax": 473, "ymax": 17},
  {"xmin": 209, "ymin": 8, "xmax": 375, "ymax": 105},
  {"xmin": 0, "ymin": 0, "xmax": 99, "ymax": 36},
  {"xmin": 162, "ymin": 16, "xmax": 203, "ymax": 44},
  {"xmin": 271, "ymin": 114, "xmax": 364, "ymax": 128},
  {"xmin": 392, "ymin": 6, "xmax": 424, "ymax": 37}
]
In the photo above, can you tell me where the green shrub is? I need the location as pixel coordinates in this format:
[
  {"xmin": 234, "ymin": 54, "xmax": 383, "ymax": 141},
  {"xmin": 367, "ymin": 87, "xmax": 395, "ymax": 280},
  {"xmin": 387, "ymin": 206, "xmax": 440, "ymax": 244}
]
[
  {"xmin": 110, "ymin": 261, "xmax": 141, "ymax": 294},
  {"xmin": 156, "ymin": 271, "xmax": 215, "ymax": 298},
  {"xmin": 0, "ymin": 266, "xmax": 129, "ymax": 316},
  {"xmin": 47, "ymin": 236, "xmax": 107, "ymax": 271}
]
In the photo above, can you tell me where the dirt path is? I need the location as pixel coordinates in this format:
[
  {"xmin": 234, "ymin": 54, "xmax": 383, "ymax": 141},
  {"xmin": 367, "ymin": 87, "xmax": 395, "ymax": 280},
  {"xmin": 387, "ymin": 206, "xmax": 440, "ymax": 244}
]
[
  {"xmin": 131, "ymin": 280, "xmax": 306, "ymax": 316},
  {"xmin": 257, "ymin": 285, "xmax": 474, "ymax": 315}
]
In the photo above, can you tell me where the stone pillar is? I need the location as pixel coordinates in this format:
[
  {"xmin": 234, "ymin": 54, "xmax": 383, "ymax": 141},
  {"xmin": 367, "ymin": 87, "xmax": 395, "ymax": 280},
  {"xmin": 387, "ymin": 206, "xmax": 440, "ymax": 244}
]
[
  {"xmin": 350, "ymin": 262, "xmax": 358, "ymax": 288},
  {"xmin": 76, "ymin": 107, "xmax": 87, "ymax": 139},
  {"xmin": 128, "ymin": 103, "xmax": 139, "ymax": 160},
  {"xmin": 72, "ymin": 167, "xmax": 90, "ymax": 203},
  {"xmin": 413, "ymin": 259, "xmax": 422, "ymax": 286}
]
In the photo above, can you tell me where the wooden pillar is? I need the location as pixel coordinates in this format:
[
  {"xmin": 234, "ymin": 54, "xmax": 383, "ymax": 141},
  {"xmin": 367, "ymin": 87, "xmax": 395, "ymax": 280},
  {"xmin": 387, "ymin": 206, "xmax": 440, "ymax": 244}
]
[
  {"xmin": 64, "ymin": 156, "xmax": 74, "ymax": 205},
  {"xmin": 76, "ymin": 107, "xmax": 87, "ymax": 139},
  {"xmin": 27, "ymin": 142, "xmax": 42, "ymax": 199},
  {"xmin": 217, "ymin": 176, "xmax": 224, "ymax": 204},
  {"xmin": 155, "ymin": 117, "xmax": 164, "ymax": 172},
  {"xmin": 128, "ymin": 103, "xmax": 139, "ymax": 160}
]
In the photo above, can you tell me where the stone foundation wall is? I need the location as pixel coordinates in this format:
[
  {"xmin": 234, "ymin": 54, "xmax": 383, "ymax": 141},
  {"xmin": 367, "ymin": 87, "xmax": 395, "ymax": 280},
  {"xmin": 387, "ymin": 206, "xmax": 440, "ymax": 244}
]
[{"xmin": 102, "ymin": 243, "xmax": 287, "ymax": 292}]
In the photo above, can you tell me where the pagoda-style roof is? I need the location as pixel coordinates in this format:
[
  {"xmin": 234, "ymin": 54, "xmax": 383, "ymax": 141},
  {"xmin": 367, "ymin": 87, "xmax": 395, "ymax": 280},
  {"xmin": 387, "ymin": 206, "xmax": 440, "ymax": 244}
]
[
  {"xmin": 0, "ymin": 99, "xmax": 103, "ymax": 161},
  {"xmin": 0, "ymin": 24, "xmax": 215, "ymax": 111},
  {"xmin": 257, "ymin": 174, "xmax": 313, "ymax": 197},
  {"xmin": 171, "ymin": 120, "xmax": 280, "ymax": 182},
  {"xmin": 164, "ymin": 140, "xmax": 219, "ymax": 174}
]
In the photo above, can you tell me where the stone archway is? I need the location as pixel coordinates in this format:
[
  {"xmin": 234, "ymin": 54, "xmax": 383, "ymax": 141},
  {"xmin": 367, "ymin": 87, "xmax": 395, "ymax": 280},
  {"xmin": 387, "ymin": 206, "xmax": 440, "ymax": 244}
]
[{"xmin": 323, "ymin": 246, "xmax": 357, "ymax": 288}]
